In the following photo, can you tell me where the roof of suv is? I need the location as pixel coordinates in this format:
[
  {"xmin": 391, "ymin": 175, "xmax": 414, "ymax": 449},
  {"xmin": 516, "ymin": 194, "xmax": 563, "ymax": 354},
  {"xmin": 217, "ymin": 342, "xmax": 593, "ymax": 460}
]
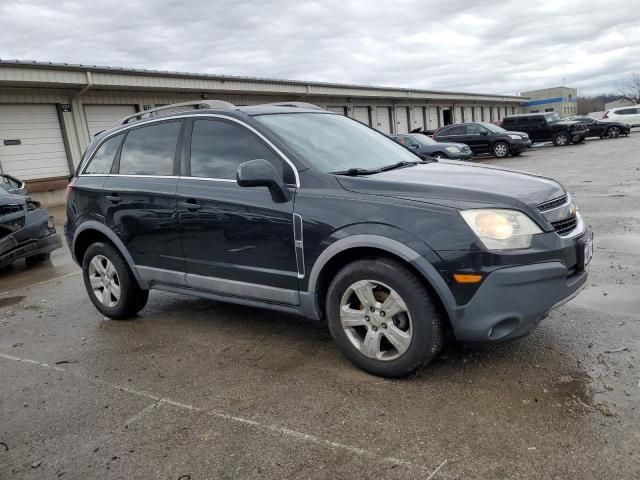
[{"xmin": 93, "ymin": 104, "xmax": 333, "ymax": 140}]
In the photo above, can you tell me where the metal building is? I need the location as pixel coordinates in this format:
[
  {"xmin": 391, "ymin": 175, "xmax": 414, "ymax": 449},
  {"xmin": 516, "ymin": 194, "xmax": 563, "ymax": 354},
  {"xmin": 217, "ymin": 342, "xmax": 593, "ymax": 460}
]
[
  {"xmin": 0, "ymin": 60, "xmax": 525, "ymax": 205},
  {"xmin": 520, "ymin": 86, "xmax": 578, "ymax": 117}
]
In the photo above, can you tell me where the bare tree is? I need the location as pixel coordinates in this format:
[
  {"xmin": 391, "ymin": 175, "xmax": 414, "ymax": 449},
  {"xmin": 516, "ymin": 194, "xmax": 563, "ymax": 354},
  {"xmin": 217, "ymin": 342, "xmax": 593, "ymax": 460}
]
[{"xmin": 616, "ymin": 72, "xmax": 640, "ymax": 105}]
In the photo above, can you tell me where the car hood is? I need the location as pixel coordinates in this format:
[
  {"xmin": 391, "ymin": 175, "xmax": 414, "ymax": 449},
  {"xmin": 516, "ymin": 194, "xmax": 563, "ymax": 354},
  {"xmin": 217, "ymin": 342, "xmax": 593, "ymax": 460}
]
[
  {"xmin": 503, "ymin": 130, "xmax": 529, "ymax": 137},
  {"xmin": 336, "ymin": 160, "xmax": 565, "ymax": 211}
]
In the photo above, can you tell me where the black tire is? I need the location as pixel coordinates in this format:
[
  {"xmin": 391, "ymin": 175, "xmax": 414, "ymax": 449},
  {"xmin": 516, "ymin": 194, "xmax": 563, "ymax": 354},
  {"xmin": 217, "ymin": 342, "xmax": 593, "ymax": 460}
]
[
  {"xmin": 572, "ymin": 135, "xmax": 585, "ymax": 144},
  {"xmin": 552, "ymin": 131, "xmax": 570, "ymax": 146},
  {"xmin": 82, "ymin": 242, "xmax": 149, "ymax": 320},
  {"xmin": 491, "ymin": 141, "xmax": 510, "ymax": 158},
  {"xmin": 25, "ymin": 252, "xmax": 51, "ymax": 267},
  {"xmin": 431, "ymin": 152, "xmax": 447, "ymax": 159},
  {"xmin": 607, "ymin": 126, "xmax": 621, "ymax": 138},
  {"xmin": 325, "ymin": 258, "xmax": 442, "ymax": 378}
]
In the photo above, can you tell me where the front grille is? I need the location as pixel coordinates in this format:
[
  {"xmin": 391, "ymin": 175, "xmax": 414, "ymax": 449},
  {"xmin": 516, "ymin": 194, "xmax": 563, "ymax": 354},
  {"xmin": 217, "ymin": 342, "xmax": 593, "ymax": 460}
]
[
  {"xmin": 551, "ymin": 214, "xmax": 578, "ymax": 236},
  {"xmin": 537, "ymin": 195, "xmax": 567, "ymax": 212}
]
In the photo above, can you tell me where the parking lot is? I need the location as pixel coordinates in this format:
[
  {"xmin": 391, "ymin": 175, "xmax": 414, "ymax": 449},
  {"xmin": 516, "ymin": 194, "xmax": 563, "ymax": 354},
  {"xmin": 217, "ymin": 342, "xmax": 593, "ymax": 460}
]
[{"xmin": 1, "ymin": 133, "xmax": 639, "ymax": 479}]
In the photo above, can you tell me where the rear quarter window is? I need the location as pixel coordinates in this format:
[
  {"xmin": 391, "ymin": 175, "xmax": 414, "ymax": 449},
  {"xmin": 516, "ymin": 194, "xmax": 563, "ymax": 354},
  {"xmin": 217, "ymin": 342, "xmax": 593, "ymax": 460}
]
[{"xmin": 83, "ymin": 134, "xmax": 124, "ymax": 174}]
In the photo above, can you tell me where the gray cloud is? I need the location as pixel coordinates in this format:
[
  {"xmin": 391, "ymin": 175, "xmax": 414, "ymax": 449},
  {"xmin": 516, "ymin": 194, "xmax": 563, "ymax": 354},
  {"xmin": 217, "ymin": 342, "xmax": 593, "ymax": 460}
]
[{"xmin": 1, "ymin": 0, "xmax": 638, "ymax": 95}]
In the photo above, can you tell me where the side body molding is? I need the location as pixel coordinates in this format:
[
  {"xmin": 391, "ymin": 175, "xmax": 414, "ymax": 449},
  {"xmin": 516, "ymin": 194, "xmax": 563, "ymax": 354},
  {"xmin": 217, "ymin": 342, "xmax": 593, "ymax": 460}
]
[
  {"xmin": 302, "ymin": 234, "xmax": 457, "ymax": 322},
  {"xmin": 72, "ymin": 221, "xmax": 147, "ymax": 288}
]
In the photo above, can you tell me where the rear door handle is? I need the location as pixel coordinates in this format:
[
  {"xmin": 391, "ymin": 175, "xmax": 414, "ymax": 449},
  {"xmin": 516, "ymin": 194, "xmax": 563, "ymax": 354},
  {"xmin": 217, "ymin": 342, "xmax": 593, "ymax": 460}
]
[
  {"xmin": 105, "ymin": 193, "xmax": 121, "ymax": 204},
  {"xmin": 178, "ymin": 199, "xmax": 203, "ymax": 211}
]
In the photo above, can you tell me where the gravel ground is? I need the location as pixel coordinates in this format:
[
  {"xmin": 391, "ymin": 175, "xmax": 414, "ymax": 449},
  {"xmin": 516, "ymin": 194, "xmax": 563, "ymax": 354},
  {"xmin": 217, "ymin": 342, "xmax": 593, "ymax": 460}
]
[{"xmin": 1, "ymin": 132, "xmax": 639, "ymax": 479}]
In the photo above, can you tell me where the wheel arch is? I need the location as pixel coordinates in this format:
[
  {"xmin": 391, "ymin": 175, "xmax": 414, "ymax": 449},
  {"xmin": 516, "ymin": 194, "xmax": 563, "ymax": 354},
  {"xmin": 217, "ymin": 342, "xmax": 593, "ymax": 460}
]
[
  {"xmin": 72, "ymin": 221, "xmax": 146, "ymax": 287},
  {"xmin": 301, "ymin": 235, "xmax": 457, "ymax": 325}
]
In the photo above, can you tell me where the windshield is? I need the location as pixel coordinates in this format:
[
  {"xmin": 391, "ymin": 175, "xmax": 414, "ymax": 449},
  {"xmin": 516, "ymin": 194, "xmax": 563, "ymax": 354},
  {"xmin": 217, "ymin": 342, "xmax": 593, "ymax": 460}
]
[
  {"xmin": 480, "ymin": 122, "xmax": 506, "ymax": 133},
  {"xmin": 255, "ymin": 113, "xmax": 420, "ymax": 173},
  {"xmin": 545, "ymin": 113, "xmax": 561, "ymax": 124},
  {"xmin": 0, "ymin": 184, "xmax": 9, "ymax": 195}
]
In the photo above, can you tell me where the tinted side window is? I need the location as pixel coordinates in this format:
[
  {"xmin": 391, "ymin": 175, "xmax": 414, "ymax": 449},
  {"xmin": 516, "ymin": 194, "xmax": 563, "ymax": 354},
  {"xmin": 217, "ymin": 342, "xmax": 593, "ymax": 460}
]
[
  {"xmin": 118, "ymin": 121, "xmax": 181, "ymax": 175},
  {"xmin": 440, "ymin": 125, "xmax": 465, "ymax": 135},
  {"xmin": 466, "ymin": 124, "xmax": 485, "ymax": 135},
  {"xmin": 189, "ymin": 119, "xmax": 292, "ymax": 182},
  {"xmin": 84, "ymin": 134, "xmax": 124, "ymax": 174},
  {"xmin": 616, "ymin": 108, "xmax": 636, "ymax": 115}
]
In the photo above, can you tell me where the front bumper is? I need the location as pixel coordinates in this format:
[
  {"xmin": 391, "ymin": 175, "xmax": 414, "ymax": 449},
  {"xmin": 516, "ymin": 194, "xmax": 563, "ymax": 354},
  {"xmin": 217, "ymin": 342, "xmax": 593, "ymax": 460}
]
[
  {"xmin": 511, "ymin": 139, "xmax": 532, "ymax": 152},
  {"xmin": 446, "ymin": 230, "xmax": 590, "ymax": 343},
  {"xmin": 0, "ymin": 232, "xmax": 62, "ymax": 268}
]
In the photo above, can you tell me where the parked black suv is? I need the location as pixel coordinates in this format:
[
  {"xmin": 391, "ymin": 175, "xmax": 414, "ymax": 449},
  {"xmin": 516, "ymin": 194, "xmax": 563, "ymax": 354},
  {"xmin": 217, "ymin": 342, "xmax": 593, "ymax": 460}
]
[
  {"xmin": 65, "ymin": 101, "xmax": 592, "ymax": 377},
  {"xmin": 502, "ymin": 113, "xmax": 588, "ymax": 146},
  {"xmin": 432, "ymin": 122, "xmax": 532, "ymax": 158}
]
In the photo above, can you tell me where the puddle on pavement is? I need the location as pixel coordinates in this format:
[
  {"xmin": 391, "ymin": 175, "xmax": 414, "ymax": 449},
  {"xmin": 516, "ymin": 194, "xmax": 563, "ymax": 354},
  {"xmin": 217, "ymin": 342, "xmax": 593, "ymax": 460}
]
[
  {"xmin": 596, "ymin": 234, "xmax": 640, "ymax": 256},
  {"xmin": 0, "ymin": 295, "xmax": 25, "ymax": 308},
  {"xmin": 569, "ymin": 285, "xmax": 640, "ymax": 316}
]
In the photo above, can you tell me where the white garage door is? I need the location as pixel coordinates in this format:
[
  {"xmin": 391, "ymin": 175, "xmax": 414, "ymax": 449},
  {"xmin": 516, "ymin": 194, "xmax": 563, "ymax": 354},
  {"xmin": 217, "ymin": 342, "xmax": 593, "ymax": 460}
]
[
  {"xmin": 464, "ymin": 107, "xmax": 473, "ymax": 123},
  {"xmin": 326, "ymin": 106, "xmax": 346, "ymax": 115},
  {"xmin": 84, "ymin": 104, "xmax": 137, "ymax": 138},
  {"xmin": 352, "ymin": 106, "xmax": 370, "ymax": 126},
  {"xmin": 375, "ymin": 107, "xmax": 392, "ymax": 133},
  {"xmin": 411, "ymin": 107, "xmax": 425, "ymax": 131},
  {"xmin": 0, "ymin": 104, "xmax": 70, "ymax": 181},
  {"xmin": 426, "ymin": 107, "xmax": 439, "ymax": 130},
  {"xmin": 395, "ymin": 107, "xmax": 409, "ymax": 133}
]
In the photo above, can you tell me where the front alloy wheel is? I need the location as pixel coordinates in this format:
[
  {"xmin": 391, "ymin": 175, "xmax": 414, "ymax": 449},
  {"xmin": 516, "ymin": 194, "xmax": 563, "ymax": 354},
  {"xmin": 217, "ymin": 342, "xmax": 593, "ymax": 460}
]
[
  {"xmin": 326, "ymin": 258, "xmax": 443, "ymax": 377},
  {"xmin": 340, "ymin": 280, "xmax": 412, "ymax": 361},
  {"xmin": 607, "ymin": 126, "xmax": 620, "ymax": 138},
  {"xmin": 492, "ymin": 142, "xmax": 509, "ymax": 158},
  {"xmin": 88, "ymin": 255, "xmax": 121, "ymax": 308}
]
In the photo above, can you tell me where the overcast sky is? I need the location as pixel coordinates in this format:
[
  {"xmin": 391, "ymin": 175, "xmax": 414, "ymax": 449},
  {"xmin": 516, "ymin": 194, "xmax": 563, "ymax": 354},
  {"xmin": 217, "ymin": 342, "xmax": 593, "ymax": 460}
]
[{"xmin": 1, "ymin": 0, "xmax": 638, "ymax": 96}]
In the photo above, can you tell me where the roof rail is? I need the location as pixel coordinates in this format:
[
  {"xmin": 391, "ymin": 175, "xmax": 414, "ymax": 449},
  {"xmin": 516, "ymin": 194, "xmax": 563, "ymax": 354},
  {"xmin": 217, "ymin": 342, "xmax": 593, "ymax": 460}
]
[
  {"xmin": 263, "ymin": 101, "xmax": 324, "ymax": 110},
  {"xmin": 119, "ymin": 100, "xmax": 236, "ymax": 125}
]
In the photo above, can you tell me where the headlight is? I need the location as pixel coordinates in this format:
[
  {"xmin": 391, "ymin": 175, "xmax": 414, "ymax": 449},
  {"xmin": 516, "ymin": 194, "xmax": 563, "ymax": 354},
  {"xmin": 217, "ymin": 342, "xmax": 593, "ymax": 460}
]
[
  {"xmin": 460, "ymin": 209, "xmax": 543, "ymax": 250},
  {"xmin": 445, "ymin": 146, "xmax": 461, "ymax": 153},
  {"xmin": 508, "ymin": 134, "xmax": 522, "ymax": 140}
]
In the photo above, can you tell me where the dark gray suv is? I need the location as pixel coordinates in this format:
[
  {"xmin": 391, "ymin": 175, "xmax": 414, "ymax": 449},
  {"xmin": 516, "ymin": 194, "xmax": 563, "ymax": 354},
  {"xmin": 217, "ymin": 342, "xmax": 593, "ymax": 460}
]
[{"xmin": 65, "ymin": 101, "xmax": 592, "ymax": 377}]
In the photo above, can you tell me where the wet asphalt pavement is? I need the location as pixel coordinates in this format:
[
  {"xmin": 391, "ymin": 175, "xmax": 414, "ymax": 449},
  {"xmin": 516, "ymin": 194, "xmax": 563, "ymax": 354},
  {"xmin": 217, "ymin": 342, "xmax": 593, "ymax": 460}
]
[{"xmin": 1, "ymin": 134, "xmax": 639, "ymax": 479}]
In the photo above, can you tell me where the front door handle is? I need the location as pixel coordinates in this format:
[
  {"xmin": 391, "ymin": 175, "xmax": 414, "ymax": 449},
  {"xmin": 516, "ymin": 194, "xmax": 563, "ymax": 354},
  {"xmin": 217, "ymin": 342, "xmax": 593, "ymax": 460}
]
[
  {"xmin": 178, "ymin": 199, "xmax": 203, "ymax": 211},
  {"xmin": 105, "ymin": 193, "xmax": 121, "ymax": 204}
]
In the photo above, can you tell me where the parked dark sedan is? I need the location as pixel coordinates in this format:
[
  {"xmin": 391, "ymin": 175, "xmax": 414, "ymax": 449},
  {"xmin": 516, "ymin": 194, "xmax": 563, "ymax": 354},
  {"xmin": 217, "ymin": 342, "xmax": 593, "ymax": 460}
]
[
  {"xmin": 433, "ymin": 122, "xmax": 532, "ymax": 158},
  {"xmin": 0, "ymin": 183, "xmax": 62, "ymax": 269},
  {"xmin": 565, "ymin": 115, "xmax": 630, "ymax": 138},
  {"xmin": 390, "ymin": 133, "xmax": 473, "ymax": 160}
]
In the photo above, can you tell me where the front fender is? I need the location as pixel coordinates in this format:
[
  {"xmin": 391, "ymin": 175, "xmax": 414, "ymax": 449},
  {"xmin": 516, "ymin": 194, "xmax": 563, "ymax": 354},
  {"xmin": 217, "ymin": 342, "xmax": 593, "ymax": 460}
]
[{"xmin": 301, "ymin": 225, "xmax": 457, "ymax": 323}]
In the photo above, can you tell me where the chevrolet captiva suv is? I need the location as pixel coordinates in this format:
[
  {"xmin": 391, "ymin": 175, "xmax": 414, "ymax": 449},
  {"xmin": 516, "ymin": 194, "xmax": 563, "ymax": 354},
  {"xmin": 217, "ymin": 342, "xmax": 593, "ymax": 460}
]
[{"xmin": 65, "ymin": 101, "xmax": 592, "ymax": 377}]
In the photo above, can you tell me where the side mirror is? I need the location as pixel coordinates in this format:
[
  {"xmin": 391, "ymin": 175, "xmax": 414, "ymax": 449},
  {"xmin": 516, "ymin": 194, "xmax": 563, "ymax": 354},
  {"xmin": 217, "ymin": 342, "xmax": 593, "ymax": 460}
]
[
  {"xmin": 480, "ymin": 130, "xmax": 489, "ymax": 136},
  {"xmin": 237, "ymin": 159, "xmax": 291, "ymax": 203},
  {"xmin": 409, "ymin": 143, "xmax": 419, "ymax": 149}
]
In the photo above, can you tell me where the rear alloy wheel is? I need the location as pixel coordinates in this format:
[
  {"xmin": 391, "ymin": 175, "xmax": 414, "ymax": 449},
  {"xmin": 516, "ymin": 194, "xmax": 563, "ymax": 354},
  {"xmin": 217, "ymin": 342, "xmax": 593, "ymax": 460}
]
[
  {"xmin": 82, "ymin": 242, "xmax": 149, "ymax": 319},
  {"xmin": 553, "ymin": 132, "xmax": 570, "ymax": 146},
  {"xmin": 607, "ymin": 126, "xmax": 621, "ymax": 138},
  {"xmin": 492, "ymin": 141, "xmax": 509, "ymax": 158},
  {"xmin": 326, "ymin": 259, "xmax": 442, "ymax": 377}
]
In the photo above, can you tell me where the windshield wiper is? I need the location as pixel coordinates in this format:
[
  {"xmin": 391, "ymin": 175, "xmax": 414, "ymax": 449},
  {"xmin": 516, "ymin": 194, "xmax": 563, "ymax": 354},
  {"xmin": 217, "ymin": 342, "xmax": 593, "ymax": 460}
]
[
  {"xmin": 376, "ymin": 160, "xmax": 419, "ymax": 172},
  {"xmin": 330, "ymin": 167, "xmax": 379, "ymax": 176},
  {"xmin": 331, "ymin": 161, "xmax": 419, "ymax": 177}
]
